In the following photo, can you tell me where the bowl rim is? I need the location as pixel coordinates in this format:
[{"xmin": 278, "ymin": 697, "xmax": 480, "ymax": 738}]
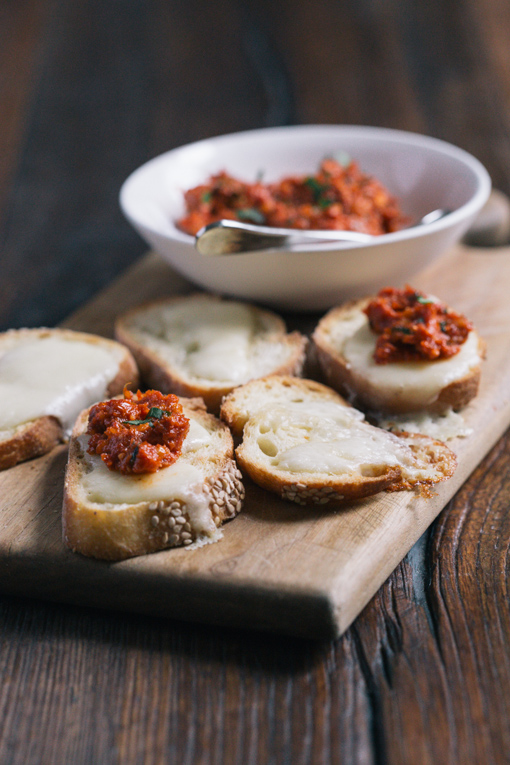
[{"xmin": 120, "ymin": 124, "xmax": 492, "ymax": 252}]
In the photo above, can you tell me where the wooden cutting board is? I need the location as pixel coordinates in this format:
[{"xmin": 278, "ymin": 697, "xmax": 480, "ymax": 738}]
[{"xmin": 1, "ymin": 245, "xmax": 509, "ymax": 639}]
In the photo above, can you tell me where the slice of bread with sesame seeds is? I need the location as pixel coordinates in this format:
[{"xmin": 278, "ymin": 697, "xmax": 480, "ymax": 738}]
[
  {"xmin": 0, "ymin": 328, "xmax": 139, "ymax": 471},
  {"xmin": 220, "ymin": 376, "xmax": 456, "ymax": 506},
  {"xmin": 63, "ymin": 397, "xmax": 244, "ymax": 561},
  {"xmin": 311, "ymin": 297, "xmax": 485, "ymax": 416},
  {"xmin": 114, "ymin": 294, "xmax": 307, "ymax": 413}
]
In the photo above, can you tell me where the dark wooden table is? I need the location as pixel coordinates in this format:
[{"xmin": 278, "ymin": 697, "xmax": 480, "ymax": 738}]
[{"xmin": 2, "ymin": 1, "xmax": 510, "ymax": 762}]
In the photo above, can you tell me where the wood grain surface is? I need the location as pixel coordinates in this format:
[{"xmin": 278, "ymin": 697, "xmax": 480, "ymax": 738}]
[{"xmin": 2, "ymin": 0, "xmax": 510, "ymax": 762}]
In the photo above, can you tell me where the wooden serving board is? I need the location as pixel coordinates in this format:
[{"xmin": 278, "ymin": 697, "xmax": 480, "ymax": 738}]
[{"xmin": 1, "ymin": 245, "xmax": 509, "ymax": 639}]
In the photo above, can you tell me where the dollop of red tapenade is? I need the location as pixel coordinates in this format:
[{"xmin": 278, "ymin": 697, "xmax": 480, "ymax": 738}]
[
  {"xmin": 177, "ymin": 158, "xmax": 408, "ymax": 236},
  {"xmin": 364, "ymin": 286, "xmax": 473, "ymax": 364},
  {"xmin": 86, "ymin": 388, "xmax": 190, "ymax": 475}
]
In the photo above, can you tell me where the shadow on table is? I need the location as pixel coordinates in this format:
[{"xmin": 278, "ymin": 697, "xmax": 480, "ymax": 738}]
[{"xmin": 0, "ymin": 590, "xmax": 333, "ymax": 673}]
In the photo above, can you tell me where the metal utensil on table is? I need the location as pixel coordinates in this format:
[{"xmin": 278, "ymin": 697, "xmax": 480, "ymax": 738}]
[{"xmin": 194, "ymin": 209, "xmax": 451, "ymax": 256}]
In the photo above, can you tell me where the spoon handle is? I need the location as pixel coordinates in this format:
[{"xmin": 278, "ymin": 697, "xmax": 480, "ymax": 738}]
[{"xmin": 195, "ymin": 220, "xmax": 372, "ymax": 256}]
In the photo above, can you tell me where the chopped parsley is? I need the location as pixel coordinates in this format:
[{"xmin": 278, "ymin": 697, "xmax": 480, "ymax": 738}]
[
  {"xmin": 237, "ymin": 208, "xmax": 266, "ymax": 224},
  {"xmin": 304, "ymin": 177, "xmax": 329, "ymax": 201},
  {"xmin": 124, "ymin": 407, "xmax": 168, "ymax": 427},
  {"xmin": 129, "ymin": 446, "xmax": 139, "ymax": 466},
  {"xmin": 304, "ymin": 177, "xmax": 334, "ymax": 208},
  {"xmin": 329, "ymin": 150, "xmax": 351, "ymax": 167}
]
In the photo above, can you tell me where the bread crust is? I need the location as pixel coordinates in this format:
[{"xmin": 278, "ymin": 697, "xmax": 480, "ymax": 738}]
[
  {"xmin": 0, "ymin": 328, "xmax": 139, "ymax": 470},
  {"xmin": 114, "ymin": 294, "xmax": 307, "ymax": 413},
  {"xmin": 312, "ymin": 298, "xmax": 485, "ymax": 415},
  {"xmin": 220, "ymin": 375, "xmax": 456, "ymax": 506},
  {"xmin": 63, "ymin": 398, "xmax": 244, "ymax": 561},
  {"xmin": 234, "ymin": 444, "xmax": 401, "ymax": 503},
  {"xmin": 0, "ymin": 417, "xmax": 63, "ymax": 471}
]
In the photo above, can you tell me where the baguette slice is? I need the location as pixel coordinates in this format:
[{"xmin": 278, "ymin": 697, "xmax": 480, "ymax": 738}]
[
  {"xmin": 312, "ymin": 298, "xmax": 485, "ymax": 415},
  {"xmin": 220, "ymin": 376, "xmax": 456, "ymax": 506},
  {"xmin": 115, "ymin": 294, "xmax": 307, "ymax": 413},
  {"xmin": 0, "ymin": 328, "xmax": 139, "ymax": 470},
  {"xmin": 63, "ymin": 397, "xmax": 244, "ymax": 561}
]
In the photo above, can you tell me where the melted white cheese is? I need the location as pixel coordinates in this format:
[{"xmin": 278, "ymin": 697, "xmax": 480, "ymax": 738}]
[
  {"xmin": 377, "ymin": 408, "xmax": 473, "ymax": 441},
  {"xmin": 338, "ymin": 318, "xmax": 481, "ymax": 407},
  {"xmin": 81, "ymin": 449, "xmax": 203, "ymax": 505},
  {"xmin": 252, "ymin": 400, "xmax": 436, "ymax": 481},
  {"xmin": 128, "ymin": 299, "xmax": 286, "ymax": 385},
  {"xmin": 182, "ymin": 419, "xmax": 211, "ymax": 452},
  {"xmin": 0, "ymin": 337, "xmax": 123, "ymax": 434}
]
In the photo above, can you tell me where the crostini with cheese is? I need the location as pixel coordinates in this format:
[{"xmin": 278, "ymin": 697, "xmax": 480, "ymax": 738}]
[
  {"xmin": 0, "ymin": 328, "xmax": 138, "ymax": 470},
  {"xmin": 63, "ymin": 389, "xmax": 244, "ymax": 560},
  {"xmin": 115, "ymin": 294, "xmax": 307, "ymax": 413},
  {"xmin": 220, "ymin": 376, "xmax": 456, "ymax": 506},
  {"xmin": 312, "ymin": 287, "xmax": 485, "ymax": 416}
]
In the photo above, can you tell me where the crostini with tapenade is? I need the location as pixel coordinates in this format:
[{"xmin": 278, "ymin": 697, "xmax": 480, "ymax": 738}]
[
  {"xmin": 311, "ymin": 287, "xmax": 485, "ymax": 416},
  {"xmin": 63, "ymin": 389, "xmax": 244, "ymax": 560}
]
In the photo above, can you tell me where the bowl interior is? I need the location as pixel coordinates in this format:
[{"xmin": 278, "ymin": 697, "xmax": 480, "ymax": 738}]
[{"xmin": 120, "ymin": 126, "xmax": 490, "ymax": 245}]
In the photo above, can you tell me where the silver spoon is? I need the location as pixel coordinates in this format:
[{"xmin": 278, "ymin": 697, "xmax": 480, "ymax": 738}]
[{"xmin": 195, "ymin": 208, "xmax": 450, "ymax": 256}]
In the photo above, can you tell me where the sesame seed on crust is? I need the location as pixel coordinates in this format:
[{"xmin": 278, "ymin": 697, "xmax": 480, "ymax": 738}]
[
  {"xmin": 145, "ymin": 458, "xmax": 244, "ymax": 551},
  {"xmin": 281, "ymin": 484, "xmax": 347, "ymax": 505}
]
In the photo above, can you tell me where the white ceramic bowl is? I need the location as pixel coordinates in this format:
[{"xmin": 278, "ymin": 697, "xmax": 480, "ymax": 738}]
[{"xmin": 120, "ymin": 125, "xmax": 491, "ymax": 311}]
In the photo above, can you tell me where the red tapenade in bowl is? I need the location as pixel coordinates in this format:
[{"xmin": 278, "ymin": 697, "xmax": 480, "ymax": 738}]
[{"xmin": 177, "ymin": 158, "xmax": 409, "ymax": 236}]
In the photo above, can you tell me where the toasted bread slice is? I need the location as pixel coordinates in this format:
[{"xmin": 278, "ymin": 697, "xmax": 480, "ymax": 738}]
[
  {"xmin": 0, "ymin": 328, "xmax": 139, "ymax": 470},
  {"xmin": 220, "ymin": 376, "xmax": 456, "ymax": 506},
  {"xmin": 114, "ymin": 294, "xmax": 306, "ymax": 413},
  {"xmin": 312, "ymin": 298, "xmax": 485, "ymax": 415},
  {"xmin": 63, "ymin": 397, "xmax": 244, "ymax": 561}
]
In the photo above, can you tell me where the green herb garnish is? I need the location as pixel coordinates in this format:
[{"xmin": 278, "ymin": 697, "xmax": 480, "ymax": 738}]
[
  {"xmin": 416, "ymin": 296, "xmax": 435, "ymax": 305},
  {"xmin": 237, "ymin": 208, "xmax": 266, "ymax": 224},
  {"xmin": 393, "ymin": 326, "xmax": 412, "ymax": 335},
  {"xmin": 329, "ymin": 150, "xmax": 351, "ymax": 167},
  {"xmin": 440, "ymin": 321, "xmax": 448, "ymax": 332},
  {"xmin": 201, "ymin": 191, "xmax": 212, "ymax": 203},
  {"xmin": 304, "ymin": 177, "xmax": 334, "ymax": 208},
  {"xmin": 304, "ymin": 177, "xmax": 329, "ymax": 202},
  {"xmin": 130, "ymin": 446, "xmax": 139, "ymax": 466},
  {"xmin": 124, "ymin": 407, "xmax": 168, "ymax": 427}
]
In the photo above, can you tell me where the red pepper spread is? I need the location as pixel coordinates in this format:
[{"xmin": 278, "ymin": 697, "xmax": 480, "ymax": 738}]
[
  {"xmin": 177, "ymin": 158, "xmax": 408, "ymax": 236},
  {"xmin": 87, "ymin": 388, "xmax": 190, "ymax": 475},
  {"xmin": 364, "ymin": 286, "xmax": 472, "ymax": 364}
]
